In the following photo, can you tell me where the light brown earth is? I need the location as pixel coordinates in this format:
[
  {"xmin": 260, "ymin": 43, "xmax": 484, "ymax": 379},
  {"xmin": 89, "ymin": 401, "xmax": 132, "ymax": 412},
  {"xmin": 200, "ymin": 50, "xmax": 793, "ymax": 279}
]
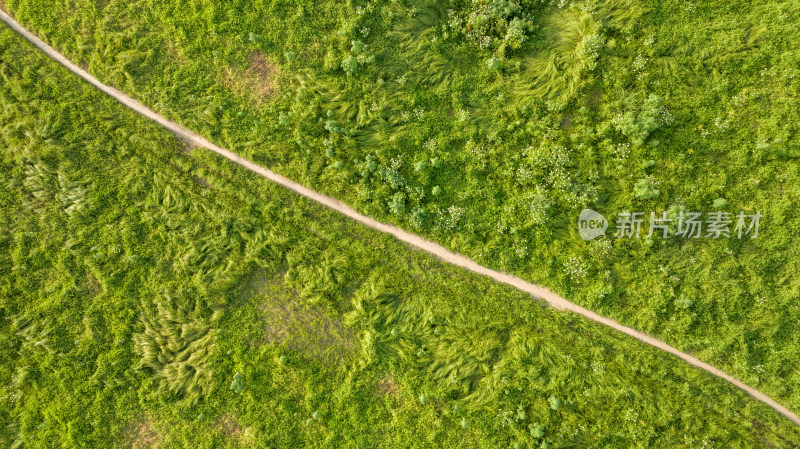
[{"xmin": 125, "ymin": 417, "xmax": 161, "ymax": 449}]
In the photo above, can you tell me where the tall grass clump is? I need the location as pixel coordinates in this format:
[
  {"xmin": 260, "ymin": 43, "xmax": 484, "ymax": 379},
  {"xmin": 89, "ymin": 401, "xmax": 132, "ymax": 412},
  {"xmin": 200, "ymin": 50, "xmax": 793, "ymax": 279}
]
[{"xmin": 133, "ymin": 292, "xmax": 222, "ymax": 405}]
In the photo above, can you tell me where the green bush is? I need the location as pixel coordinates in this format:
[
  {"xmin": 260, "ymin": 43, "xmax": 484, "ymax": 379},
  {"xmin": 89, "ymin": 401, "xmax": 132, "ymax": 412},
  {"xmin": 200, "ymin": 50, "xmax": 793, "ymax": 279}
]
[
  {"xmin": 633, "ymin": 178, "xmax": 660, "ymax": 200},
  {"xmin": 674, "ymin": 294, "xmax": 694, "ymax": 310},
  {"xmin": 341, "ymin": 55, "xmax": 359, "ymax": 75},
  {"xmin": 388, "ymin": 192, "xmax": 406, "ymax": 215},
  {"xmin": 230, "ymin": 372, "xmax": 246, "ymax": 394},
  {"xmin": 619, "ymin": 94, "xmax": 663, "ymax": 147}
]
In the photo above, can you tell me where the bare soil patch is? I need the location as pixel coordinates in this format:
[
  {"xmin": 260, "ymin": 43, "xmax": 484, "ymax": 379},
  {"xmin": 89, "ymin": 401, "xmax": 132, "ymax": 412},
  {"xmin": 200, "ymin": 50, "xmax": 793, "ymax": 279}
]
[
  {"xmin": 216, "ymin": 414, "xmax": 256, "ymax": 445},
  {"xmin": 377, "ymin": 376, "xmax": 399, "ymax": 396},
  {"xmin": 221, "ymin": 51, "xmax": 279, "ymax": 107},
  {"xmin": 125, "ymin": 417, "xmax": 161, "ymax": 449},
  {"xmin": 217, "ymin": 414, "xmax": 242, "ymax": 438}
]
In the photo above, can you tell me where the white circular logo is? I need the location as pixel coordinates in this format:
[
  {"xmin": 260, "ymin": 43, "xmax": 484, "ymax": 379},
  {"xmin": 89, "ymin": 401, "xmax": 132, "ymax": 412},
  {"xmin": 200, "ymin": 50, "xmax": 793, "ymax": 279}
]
[{"xmin": 578, "ymin": 209, "xmax": 608, "ymax": 240}]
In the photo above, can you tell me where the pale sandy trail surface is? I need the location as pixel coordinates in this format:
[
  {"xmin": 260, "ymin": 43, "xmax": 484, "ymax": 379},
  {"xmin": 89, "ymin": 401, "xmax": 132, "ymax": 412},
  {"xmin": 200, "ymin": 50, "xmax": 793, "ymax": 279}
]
[{"xmin": 2, "ymin": 8, "xmax": 798, "ymax": 427}]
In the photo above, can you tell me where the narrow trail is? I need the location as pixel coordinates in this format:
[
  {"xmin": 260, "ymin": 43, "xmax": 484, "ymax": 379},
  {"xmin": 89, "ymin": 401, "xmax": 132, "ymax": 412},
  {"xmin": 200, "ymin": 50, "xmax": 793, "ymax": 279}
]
[{"xmin": 2, "ymin": 8, "xmax": 798, "ymax": 427}]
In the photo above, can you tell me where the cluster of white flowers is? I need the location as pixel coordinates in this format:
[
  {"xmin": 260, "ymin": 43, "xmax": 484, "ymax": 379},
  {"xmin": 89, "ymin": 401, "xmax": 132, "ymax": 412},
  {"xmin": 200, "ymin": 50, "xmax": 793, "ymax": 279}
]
[
  {"xmin": 632, "ymin": 54, "xmax": 648, "ymax": 72},
  {"xmin": 408, "ymin": 186, "xmax": 425, "ymax": 203},
  {"xmin": 545, "ymin": 97, "xmax": 568, "ymax": 111},
  {"xmin": 412, "ymin": 107, "xmax": 425, "ymax": 121},
  {"xmin": 546, "ymin": 163, "xmax": 570, "ymax": 192},
  {"xmin": 732, "ymin": 90, "xmax": 748, "ymax": 107},
  {"xmin": 356, "ymin": 183, "xmax": 372, "ymax": 201},
  {"xmin": 382, "ymin": 157, "xmax": 407, "ymax": 189},
  {"xmin": 564, "ymin": 256, "xmax": 589, "ymax": 282},
  {"xmin": 457, "ymin": 109, "xmax": 470, "ymax": 122},
  {"xmin": 465, "ymin": 139, "xmax": 487, "ymax": 170},
  {"xmin": 446, "ymin": 9, "xmax": 463, "ymax": 34},
  {"xmin": 495, "ymin": 407, "xmax": 515, "ymax": 428},
  {"xmin": 496, "ymin": 205, "xmax": 515, "ymax": 234},
  {"xmin": 660, "ymin": 106, "xmax": 674, "ymax": 126},
  {"xmin": 500, "ymin": 165, "xmax": 516, "ymax": 181},
  {"xmin": 424, "ymin": 138, "xmax": 437, "ymax": 153},
  {"xmin": 438, "ymin": 205, "xmax": 464, "ymax": 231},
  {"xmin": 578, "ymin": 34, "xmax": 605, "ymax": 72},
  {"xmin": 713, "ymin": 116, "xmax": 731, "ymax": 132},
  {"xmin": 522, "ymin": 143, "xmax": 594, "ymax": 209},
  {"xmin": 515, "ymin": 165, "xmax": 536, "ymax": 185},
  {"xmin": 569, "ymin": 189, "xmax": 594, "ymax": 209},
  {"xmin": 514, "ymin": 240, "xmax": 529, "ymax": 258},
  {"xmin": 526, "ymin": 186, "xmax": 550, "ymax": 225},
  {"xmin": 505, "ymin": 24, "xmax": 527, "ymax": 47},
  {"xmin": 613, "ymin": 142, "xmax": 631, "ymax": 159},
  {"xmin": 475, "ymin": 34, "xmax": 494, "ymax": 51}
]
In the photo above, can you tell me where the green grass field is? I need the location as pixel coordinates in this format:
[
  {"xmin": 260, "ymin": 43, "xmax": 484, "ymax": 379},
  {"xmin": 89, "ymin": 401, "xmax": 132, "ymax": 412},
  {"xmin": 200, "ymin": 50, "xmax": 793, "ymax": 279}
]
[
  {"xmin": 2, "ymin": 0, "xmax": 800, "ymax": 447},
  {"xmin": 4, "ymin": 0, "xmax": 798, "ymax": 418}
]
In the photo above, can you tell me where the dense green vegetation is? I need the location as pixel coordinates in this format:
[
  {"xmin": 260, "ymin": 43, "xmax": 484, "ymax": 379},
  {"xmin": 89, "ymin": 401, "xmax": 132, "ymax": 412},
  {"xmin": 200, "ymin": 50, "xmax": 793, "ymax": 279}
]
[
  {"xmin": 2, "ymin": 20, "xmax": 800, "ymax": 447},
  {"xmin": 4, "ymin": 0, "xmax": 799, "ymax": 418}
]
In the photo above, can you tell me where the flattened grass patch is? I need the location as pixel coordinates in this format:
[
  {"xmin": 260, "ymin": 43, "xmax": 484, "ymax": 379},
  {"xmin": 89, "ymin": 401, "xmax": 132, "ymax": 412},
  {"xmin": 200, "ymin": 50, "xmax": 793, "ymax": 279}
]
[{"xmin": 253, "ymin": 269, "xmax": 357, "ymax": 366}]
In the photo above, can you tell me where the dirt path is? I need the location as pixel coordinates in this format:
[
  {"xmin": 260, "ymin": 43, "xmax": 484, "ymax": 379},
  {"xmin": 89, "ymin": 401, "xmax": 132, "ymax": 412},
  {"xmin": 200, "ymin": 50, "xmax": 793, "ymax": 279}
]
[{"xmin": 2, "ymin": 9, "xmax": 799, "ymax": 427}]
